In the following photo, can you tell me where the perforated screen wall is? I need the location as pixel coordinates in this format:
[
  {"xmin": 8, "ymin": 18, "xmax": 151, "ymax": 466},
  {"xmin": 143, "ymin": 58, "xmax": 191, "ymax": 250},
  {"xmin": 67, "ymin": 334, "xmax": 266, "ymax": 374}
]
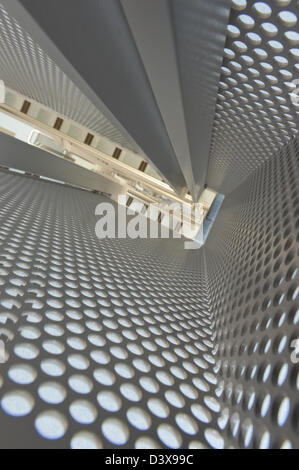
[
  {"xmin": 0, "ymin": 134, "xmax": 298, "ymax": 449},
  {"xmin": 207, "ymin": 0, "xmax": 299, "ymax": 194}
]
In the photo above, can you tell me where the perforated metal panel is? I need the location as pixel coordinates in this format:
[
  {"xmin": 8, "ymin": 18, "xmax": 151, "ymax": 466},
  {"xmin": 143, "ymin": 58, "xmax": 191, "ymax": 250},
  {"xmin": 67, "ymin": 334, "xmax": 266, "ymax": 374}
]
[
  {"xmin": 0, "ymin": 171, "xmax": 216, "ymax": 449},
  {"xmin": 0, "ymin": 133, "xmax": 298, "ymax": 449},
  {"xmin": 0, "ymin": 4, "xmax": 139, "ymax": 152}
]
